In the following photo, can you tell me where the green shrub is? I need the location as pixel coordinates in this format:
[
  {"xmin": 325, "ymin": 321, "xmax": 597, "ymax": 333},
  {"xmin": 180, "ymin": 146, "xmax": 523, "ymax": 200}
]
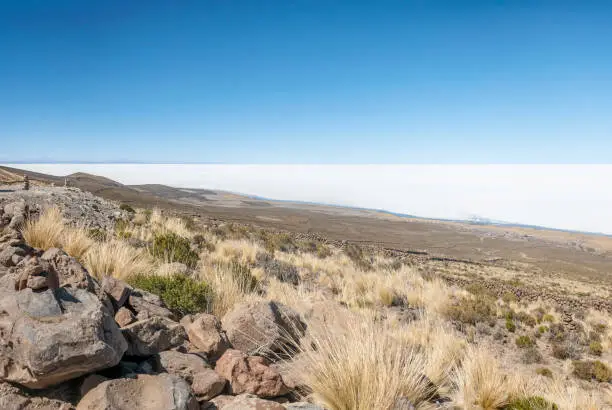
[
  {"xmin": 589, "ymin": 341, "xmax": 603, "ymax": 356},
  {"xmin": 150, "ymin": 232, "xmax": 199, "ymax": 268},
  {"xmin": 446, "ymin": 297, "xmax": 495, "ymax": 325},
  {"xmin": 120, "ymin": 203, "xmax": 135, "ymax": 213},
  {"xmin": 258, "ymin": 231, "xmax": 297, "ymax": 253},
  {"xmin": 506, "ymin": 318, "xmax": 516, "ymax": 333},
  {"xmin": 127, "ymin": 274, "xmax": 210, "ymax": 317},
  {"xmin": 548, "ymin": 323, "xmax": 566, "ymax": 342},
  {"xmin": 535, "ymin": 367, "xmax": 553, "ymax": 378},
  {"xmin": 504, "ymin": 396, "xmax": 558, "ymax": 410},
  {"xmin": 572, "ymin": 360, "xmax": 612, "ymax": 382},
  {"xmin": 516, "ymin": 335, "xmax": 535, "ymax": 348},
  {"xmin": 542, "ymin": 314, "xmax": 555, "ymax": 323}
]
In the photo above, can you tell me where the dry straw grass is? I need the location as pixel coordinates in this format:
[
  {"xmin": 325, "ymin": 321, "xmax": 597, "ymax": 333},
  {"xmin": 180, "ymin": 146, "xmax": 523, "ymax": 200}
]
[
  {"xmin": 300, "ymin": 315, "xmax": 434, "ymax": 410},
  {"xmin": 21, "ymin": 206, "xmax": 64, "ymax": 250},
  {"xmin": 198, "ymin": 262, "xmax": 260, "ymax": 317},
  {"xmin": 60, "ymin": 226, "xmax": 93, "ymax": 260},
  {"xmin": 83, "ymin": 240, "xmax": 153, "ymax": 279}
]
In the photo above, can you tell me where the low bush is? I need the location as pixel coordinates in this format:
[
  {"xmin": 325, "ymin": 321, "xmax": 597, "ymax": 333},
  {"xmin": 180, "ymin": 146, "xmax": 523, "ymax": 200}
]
[
  {"xmin": 258, "ymin": 231, "xmax": 297, "ymax": 253},
  {"xmin": 552, "ymin": 339, "xmax": 583, "ymax": 360},
  {"xmin": 506, "ymin": 318, "xmax": 516, "ymax": 333},
  {"xmin": 542, "ymin": 314, "xmax": 555, "ymax": 323},
  {"xmin": 548, "ymin": 323, "xmax": 566, "ymax": 342},
  {"xmin": 522, "ymin": 347, "xmax": 543, "ymax": 364},
  {"xmin": 535, "ymin": 367, "xmax": 553, "ymax": 378},
  {"xmin": 120, "ymin": 203, "xmax": 135, "ymax": 213},
  {"xmin": 572, "ymin": 360, "xmax": 612, "ymax": 382},
  {"xmin": 150, "ymin": 232, "xmax": 199, "ymax": 268},
  {"xmin": 256, "ymin": 253, "xmax": 300, "ymax": 285},
  {"xmin": 504, "ymin": 396, "xmax": 558, "ymax": 410},
  {"xmin": 589, "ymin": 341, "xmax": 603, "ymax": 356},
  {"xmin": 343, "ymin": 243, "xmax": 373, "ymax": 271},
  {"xmin": 298, "ymin": 239, "xmax": 332, "ymax": 258},
  {"xmin": 516, "ymin": 312, "xmax": 537, "ymax": 327},
  {"xmin": 516, "ymin": 335, "xmax": 534, "ymax": 348},
  {"xmin": 127, "ymin": 273, "xmax": 210, "ymax": 317},
  {"xmin": 502, "ymin": 291, "xmax": 518, "ymax": 304},
  {"xmin": 192, "ymin": 234, "xmax": 216, "ymax": 252},
  {"xmin": 446, "ymin": 297, "xmax": 495, "ymax": 325}
]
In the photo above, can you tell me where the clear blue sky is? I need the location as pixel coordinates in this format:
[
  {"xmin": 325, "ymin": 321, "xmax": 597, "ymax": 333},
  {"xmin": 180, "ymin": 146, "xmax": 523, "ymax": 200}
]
[{"xmin": 1, "ymin": 1, "xmax": 611, "ymax": 163}]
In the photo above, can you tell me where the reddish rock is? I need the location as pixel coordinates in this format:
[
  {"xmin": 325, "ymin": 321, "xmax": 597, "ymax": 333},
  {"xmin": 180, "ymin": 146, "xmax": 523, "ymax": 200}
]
[{"xmin": 214, "ymin": 349, "xmax": 288, "ymax": 398}]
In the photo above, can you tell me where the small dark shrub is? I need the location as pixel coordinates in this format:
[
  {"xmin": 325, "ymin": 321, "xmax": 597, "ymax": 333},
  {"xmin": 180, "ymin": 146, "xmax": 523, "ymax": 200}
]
[
  {"xmin": 256, "ymin": 253, "xmax": 300, "ymax": 285},
  {"xmin": 446, "ymin": 297, "xmax": 495, "ymax": 325},
  {"xmin": 150, "ymin": 233, "xmax": 199, "ymax": 268},
  {"xmin": 506, "ymin": 318, "xmax": 516, "ymax": 333},
  {"xmin": 87, "ymin": 228, "xmax": 107, "ymax": 241},
  {"xmin": 298, "ymin": 240, "xmax": 332, "ymax": 259},
  {"xmin": 502, "ymin": 291, "xmax": 518, "ymax": 304},
  {"xmin": 516, "ymin": 312, "xmax": 537, "ymax": 327},
  {"xmin": 589, "ymin": 341, "xmax": 603, "ymax": 356},
  {"xmin": 504, "ymin": 396, "xmax": 558, "ymax": 410},
  {"xmin": 552, "ymin": 338, "xmax": 583, "ymax": 360},
  {"xmin": 548, "ymin": 323, "xmax": 566, "ymax": 342},
  {"xmin": 535, "ymin": 367, "xmax": 553, "ymax": 378},
  {"xmin": 522, "ymin": 347, "xmax": 543, "ymax": 364},
  {"xmin": 227, "ymin": 261, "xmax": 259, "ymax": 292},
  {"xmin": 516, "ymin": 335, "xmax": 534, "ymax": 348},
  {"xmin": 572, "ymin": 360, "xmax": 612, "ymax": 382},
  {"xmin": 128, "ymin": 274, "xmax": 210, "ymax": 317},
  {"xmin": 192, "ymin": 234, "xmax": 216, "ymax": 252},
  {"xmin": 120, "ymin": 203, "xmax": 135, "ymax": 213},
  {"xmin": 343, "ymin": 243, "xmax": 373, "ymax": 271}
]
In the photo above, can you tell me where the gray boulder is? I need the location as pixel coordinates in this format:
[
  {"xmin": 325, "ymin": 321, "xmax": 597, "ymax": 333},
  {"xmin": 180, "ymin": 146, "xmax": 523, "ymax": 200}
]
[
  {"xmin": 0, "ymin": 284, "xmax": 127, "ymax": 388},
  {"xmin": 156, "ymin": 350, "xmax": 226, "ymax": 401},
  {"xmin": 222, "ymin": 301, "xmax": 305, "ymax": 355},
  {"xmin": 121, "ymin": 316, "xmax": 187, "ymax": 356}
]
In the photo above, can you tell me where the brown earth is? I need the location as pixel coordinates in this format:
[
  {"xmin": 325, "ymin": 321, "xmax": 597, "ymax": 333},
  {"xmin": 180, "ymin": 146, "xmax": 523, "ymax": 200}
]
[{"xmin": 2, "ymin": 165, "xmax": 611, "ymax": 293}]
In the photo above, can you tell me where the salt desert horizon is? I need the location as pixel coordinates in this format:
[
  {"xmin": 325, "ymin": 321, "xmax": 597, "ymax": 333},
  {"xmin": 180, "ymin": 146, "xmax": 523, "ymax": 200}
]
[{"xmin": 5, "ymin": 164, "xmax": 612, "ymax": 235}]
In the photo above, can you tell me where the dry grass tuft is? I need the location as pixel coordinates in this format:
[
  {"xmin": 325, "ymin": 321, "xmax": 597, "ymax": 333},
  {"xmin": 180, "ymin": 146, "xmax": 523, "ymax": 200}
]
[
  {"xmin": 198, "ymin": 262, "xmax": 261, "ymax": 317},
  {"xmin": 60, "ymin": 226, "xmax": 94, "ymax": 260},
  {"xmin": 452, "ymin": 346, "xmax": 520, "ymax": 410},
  {"xmin": 300, "ymin": 315, "xmax": 434, "ymax": 410},
  {"xmin": 21, "ymin": 206, "xmax": 64, "ymax": 250},
  {"xmin": 83, "ymin": 240, "xmax": 153, "ymax": 279}
]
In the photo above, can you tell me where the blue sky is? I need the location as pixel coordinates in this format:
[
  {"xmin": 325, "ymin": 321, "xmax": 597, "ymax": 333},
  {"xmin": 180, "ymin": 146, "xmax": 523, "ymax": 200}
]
[{"xmin": 1, "ymin": 1, "xmax": 611, "ymax": 163}]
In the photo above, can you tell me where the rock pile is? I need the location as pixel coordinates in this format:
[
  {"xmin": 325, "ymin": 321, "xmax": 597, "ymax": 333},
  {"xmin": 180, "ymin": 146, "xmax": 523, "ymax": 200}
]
[{"xmin": 0, "ymin": 200, "xmax": 317, "ymax": 409}]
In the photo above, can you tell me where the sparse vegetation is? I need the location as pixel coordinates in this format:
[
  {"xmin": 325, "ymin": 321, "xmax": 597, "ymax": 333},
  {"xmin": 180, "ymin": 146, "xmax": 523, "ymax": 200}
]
[
  {"xmin": 504, "ymin": 396, "xmax": 558, "ymax": 410},
  {"xmin": 150, "ymin": 232, "xmax": 199, "ymax": 268},
  {"xmin": 119, "ymin": 203, "xmax": 135, "ymax": 213},
  {"xmin": 572, "ymin": 360, "xmax": 612, "ymax": 382},
  {"xmin": 589, "ymin": 340, "xmax": 603, "ymax": 356},
  {"xmin": 516, "ymin": 335, "xmax": 535, "ymax": 348},
  {"xmin": 446, "ymin": 296, "xmax": 495, "ymax": 325},
  {"xmin": 535, "ymin": 367, "xmax": 553, "ymax": 378},
  {"xmin": 127, "ymin": 273, "xmax": 210, "ymax": 317}
]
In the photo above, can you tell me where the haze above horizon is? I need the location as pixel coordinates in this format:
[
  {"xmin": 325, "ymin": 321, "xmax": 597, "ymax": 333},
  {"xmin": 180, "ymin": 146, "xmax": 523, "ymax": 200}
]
[{"xmin": 2, "ymin": 1, "xmax": 612, "ymax": 163}]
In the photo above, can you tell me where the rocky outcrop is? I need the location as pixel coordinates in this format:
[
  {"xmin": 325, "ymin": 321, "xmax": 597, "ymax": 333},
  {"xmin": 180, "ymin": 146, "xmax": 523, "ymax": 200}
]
[
  {"xmin": 156, "ymin": 351, "xmax": 226, "ymax": 401},
  {"xmin": 0, "ymin": 250, "xmax": 127, "ymax": 389},
  {"xmin": 185, "ymin": 313, "xmax": 229, "ymax": 360},
  {"xmin": 215, "ymin": 349, "xmax": 288, "ymax": 398},
  {"xmin": 222, "ymin": 301, "xmax": 305, "ymax": 355},
  {"xmin": 0, "ymin": 382, "xmax": 74, "ymax": 410},
  {"xmin": 121, "ymin": 316, "xmax": 187, "ymax": 356},
  {"xmin": 76, "ymin": 374, "xmax": 199, "ymax": 410}
]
